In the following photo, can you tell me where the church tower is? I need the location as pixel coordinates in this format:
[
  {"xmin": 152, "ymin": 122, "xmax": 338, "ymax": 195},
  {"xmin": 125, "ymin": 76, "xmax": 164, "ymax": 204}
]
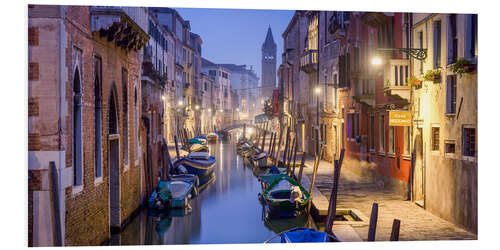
[{"xmin": 261, "ymin": 26, "xmax": 277, "ymax": 101}]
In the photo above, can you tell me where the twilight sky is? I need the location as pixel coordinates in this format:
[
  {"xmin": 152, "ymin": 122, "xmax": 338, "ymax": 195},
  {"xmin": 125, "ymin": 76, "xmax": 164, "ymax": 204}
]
[{"xmin": 175, "ymin": 8, "xmax": 295, "ymax": 86}]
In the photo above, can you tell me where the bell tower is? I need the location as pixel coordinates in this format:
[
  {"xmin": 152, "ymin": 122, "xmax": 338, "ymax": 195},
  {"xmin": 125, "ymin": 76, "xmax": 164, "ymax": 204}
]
[{"xmin": 261, "ymin": 26, "xmax": 277, "ymax": 101}]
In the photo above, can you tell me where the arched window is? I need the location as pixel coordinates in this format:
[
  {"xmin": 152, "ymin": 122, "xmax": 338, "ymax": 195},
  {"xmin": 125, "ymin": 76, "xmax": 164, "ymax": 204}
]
[
  {"xmin": 122, "ymin": 68, "xmax": 129, "ymax": 167},
  {"xmin": 73, "ymin": 67, "xmax": 83, "ymax": 186},
  {"xmin": 134, "ymin": 87, "xmax": 138, "ymax": 164},
  {"xmin": 94, "ymin": 57, "xmax": 102, "ymax": 178},
  {"xmin": 109, "ymin": 85, "xmax": 119, "ymax": 135}
]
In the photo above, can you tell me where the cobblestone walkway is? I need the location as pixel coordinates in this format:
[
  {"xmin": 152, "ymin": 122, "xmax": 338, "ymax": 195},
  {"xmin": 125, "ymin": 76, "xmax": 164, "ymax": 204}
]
[{"xmin": 299, "ymin": 155, "xmax": 477, "ymax": 241}]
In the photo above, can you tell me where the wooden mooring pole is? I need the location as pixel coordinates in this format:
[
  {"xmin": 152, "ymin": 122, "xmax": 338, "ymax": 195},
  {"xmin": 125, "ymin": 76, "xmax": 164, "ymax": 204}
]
[
  {"xmin": 324, "ymin": 148, "xmax": 345, "ymax": 235},
  {"xmin": 173, "ymin": 135, "xmax": 180, "ymax": 159},
  {"xmin": 390, "ymin": 219, "xmax": 401, "ymax": 241}
]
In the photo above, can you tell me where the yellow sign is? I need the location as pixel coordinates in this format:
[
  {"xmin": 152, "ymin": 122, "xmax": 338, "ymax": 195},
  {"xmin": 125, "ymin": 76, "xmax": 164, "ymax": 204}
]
[{"xmin": 389, "ymin": 110, "xmax": 411, "ymax": 126}]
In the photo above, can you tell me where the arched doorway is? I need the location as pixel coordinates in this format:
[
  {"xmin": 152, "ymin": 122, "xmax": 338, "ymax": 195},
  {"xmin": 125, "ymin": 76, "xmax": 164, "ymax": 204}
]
[{"xmin": 108, "ymin": 84, "xmax": 121, "ymax": 234}]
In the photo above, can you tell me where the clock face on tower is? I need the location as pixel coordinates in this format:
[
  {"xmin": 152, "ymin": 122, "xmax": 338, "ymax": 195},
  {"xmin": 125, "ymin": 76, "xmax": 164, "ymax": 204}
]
[{"xmin": 264, "ymin": 55, "xmax": 274, "ymax": 60}]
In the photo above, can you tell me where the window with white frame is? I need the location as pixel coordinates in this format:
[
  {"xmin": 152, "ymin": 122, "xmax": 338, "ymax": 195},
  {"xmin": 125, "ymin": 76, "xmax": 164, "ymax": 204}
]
[
  {"xmin": 73, "ymin": 65, "xmax": 83, "ymax": 187},
  {"xmin": 94, "ymin": 57, "xmax": 102, "ymax": 179},
  {"xmin": 445, "ymin": 140, "xmax": 456, "ymax": 155}
]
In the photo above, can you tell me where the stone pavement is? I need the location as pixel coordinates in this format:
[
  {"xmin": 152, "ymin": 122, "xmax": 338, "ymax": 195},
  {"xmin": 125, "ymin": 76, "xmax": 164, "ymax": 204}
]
[{"xmin": 297, "ymin": 154, "xmax": 477, "ymax": 241}]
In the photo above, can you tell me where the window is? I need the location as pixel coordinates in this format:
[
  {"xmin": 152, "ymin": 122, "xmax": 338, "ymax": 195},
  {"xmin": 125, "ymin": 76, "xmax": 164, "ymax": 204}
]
[
  {"xmin": 370, "ymin": 116, "xmax": 375, "ymax": 151},
  {"xmin": 389, "ymin": 126, "xmax": 395, "ymax": 154},
  {"xmin": 134, "ymin": 87, "xmax": 139, "ymax": 164},
  {"xmin": 94, "ymin": 57, "xmax": 102, "ymax": 178},
  {"xmin": 73, "ymin": 66, "xmax": 83, "ymax": 187},
  {"xmin": 433, "ymin": 20, "xmax": 442, "ymax": 69},
  {"xmin": 447, "ymin": 14, "xmax": 457, "ymax": 65},
  {"xmin": 183, "ymin": 48, "xmax": 186, "ymax": 63},
  {"xmin": 465, "ymin": 14, "xmax": 478, "ymax": 59},
  {"xmin": 204, "ymin": 82, "xmax": 208, "ymax": 91},
  {"xmin": 404, "ymin": 126, "xmax": 410, "ymax": 156},
  {"xmin": 462, "ymin": 127, "xmax": 476, "ymax": 158},
  {"xmin": 379, "ymin": 114, "xmax": 385, "ymax": 152},
  {"xmin": 432, "ymin": 126, "xmax": 440, "ymax": 151},
  {"xmin": 446, "ymin": 75, "xmax": 457, "ymax": 114},
  {"xmin": 122, "ymin": 68, "xmax": 129, "ymax": 167},
  {"xmin": 445, "ymin": 140, "xmax": 456, "ymax": 154}
]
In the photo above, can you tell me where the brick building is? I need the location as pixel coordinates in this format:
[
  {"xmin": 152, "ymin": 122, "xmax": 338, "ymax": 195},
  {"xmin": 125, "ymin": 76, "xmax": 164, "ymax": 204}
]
[{"xmin": 28, "ymin": 5, "xmax": 149, "ymax": 246}]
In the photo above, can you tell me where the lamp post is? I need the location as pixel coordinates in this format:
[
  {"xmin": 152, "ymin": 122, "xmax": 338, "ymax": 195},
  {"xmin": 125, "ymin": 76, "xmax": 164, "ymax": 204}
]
[{"xmin": 314, "ymin": 85, "xmax": 321, "ymax": 154}]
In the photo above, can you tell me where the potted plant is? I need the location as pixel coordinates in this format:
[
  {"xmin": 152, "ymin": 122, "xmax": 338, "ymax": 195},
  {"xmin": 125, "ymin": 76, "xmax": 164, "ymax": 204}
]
[
  {"xmin": 423, "ymin": 69, "xmax": 441, "ymax": 83},
  {"xmin": 408, "ymin": 76, "xmax": 423, "ymax": 89},
  {"xmin": 450, "ymin": 58, "xmax": 476, "ymax": 78}
]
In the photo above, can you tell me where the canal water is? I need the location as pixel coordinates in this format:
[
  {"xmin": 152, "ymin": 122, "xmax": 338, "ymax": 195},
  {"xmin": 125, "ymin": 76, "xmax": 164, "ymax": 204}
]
[{"xmin": 114, "ymin": 135, "xmax": 316, "ymax": 245}]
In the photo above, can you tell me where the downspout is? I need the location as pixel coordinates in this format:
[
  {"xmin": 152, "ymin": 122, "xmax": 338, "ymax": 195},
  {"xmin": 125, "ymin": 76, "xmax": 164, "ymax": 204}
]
[{"xmin": 56, "ymin": 6, "xmax": 65, "ymax": 246}]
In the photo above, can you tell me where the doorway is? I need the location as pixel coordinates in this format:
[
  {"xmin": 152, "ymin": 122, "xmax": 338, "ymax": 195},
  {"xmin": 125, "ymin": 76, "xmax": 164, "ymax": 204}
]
[
  {"xmin": 108, "ymin": 86, "xmax": 121, "ymax": 234},
  {"xmin": 413, "ymin": 127, "xmax": 425, "ymax": 207}
]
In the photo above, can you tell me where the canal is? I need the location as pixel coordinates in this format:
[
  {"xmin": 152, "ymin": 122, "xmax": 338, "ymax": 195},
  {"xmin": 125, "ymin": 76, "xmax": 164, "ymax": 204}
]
[{"xmin": 114, "ymin": 134, "xmax": 316, "ymax": 245}]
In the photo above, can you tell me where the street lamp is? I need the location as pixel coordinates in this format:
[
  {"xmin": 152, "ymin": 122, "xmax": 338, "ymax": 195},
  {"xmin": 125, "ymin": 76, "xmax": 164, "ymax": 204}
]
[
  {"xmin": 372, "ymin": 57, "xmax": 382, "ymax": 65},
  {"xmin": 195, "ymin": 105, "xmax": 200, "ymax": 110},
  {"xmin": 178, "ymin": 100, "xmax": 183, "ymax": 106}
]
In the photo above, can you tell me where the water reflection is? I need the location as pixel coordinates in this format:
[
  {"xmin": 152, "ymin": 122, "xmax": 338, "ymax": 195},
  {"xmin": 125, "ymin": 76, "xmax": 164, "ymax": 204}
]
[{"xmin": 116, "ymin": 136, "xmax": 316, "ymax": 245}]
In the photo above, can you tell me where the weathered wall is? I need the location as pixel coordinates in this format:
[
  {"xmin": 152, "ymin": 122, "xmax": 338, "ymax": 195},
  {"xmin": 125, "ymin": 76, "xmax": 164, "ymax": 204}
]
[
  {"xmin": 412, "ymin": 13, "xmax": 477, "ymax": 233},
  {"xmin": 29, "ymin": 5, "xmax": 146, "ymax": 246}
]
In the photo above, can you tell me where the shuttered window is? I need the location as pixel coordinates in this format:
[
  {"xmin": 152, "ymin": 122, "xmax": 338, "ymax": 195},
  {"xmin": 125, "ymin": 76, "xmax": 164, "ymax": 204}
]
[
  {"xmin": 432, "ymin": 126, "xmax": 440, "ymax": 151},
  {"xmin": 446, "ymin": 75, "xmax": 457, "ymax": 114},
  {"xmin": 465, "ymin": 14, "xmax": 478, "ymax": 59},
  {"xmin": 433, "ymin": 20, "xmax": 442, "ymax": 69},
  {"xmin": 447, "ymin": 14, "xmax": 457, "ymax": 65},
  {"xmin": 462, "ymin": 127, "xmax": 476, "ymax": 157}
]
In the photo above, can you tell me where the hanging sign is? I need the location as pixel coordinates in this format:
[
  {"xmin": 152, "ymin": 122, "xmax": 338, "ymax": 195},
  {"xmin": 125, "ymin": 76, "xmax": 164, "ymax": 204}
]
[{"xmin": 389, "ymin": 110, "xmax": 411, "ymax": 126}]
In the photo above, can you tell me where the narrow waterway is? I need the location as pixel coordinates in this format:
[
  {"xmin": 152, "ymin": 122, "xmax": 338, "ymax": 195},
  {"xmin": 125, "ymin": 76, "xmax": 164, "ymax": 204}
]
[{"xmin": 114, "ymin": 134, "xmax": 315, "ymax": 245}]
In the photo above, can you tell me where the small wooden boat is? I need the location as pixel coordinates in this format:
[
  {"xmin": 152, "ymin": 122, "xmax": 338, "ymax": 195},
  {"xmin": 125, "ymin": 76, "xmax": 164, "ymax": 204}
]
[
  {"xmin": 148, "ymin": 180, "xmax": 195, "ymax": 210},
  {"xmin": 173, "ymin": 156, "xmax": 216, "ymax": 177},
  {"xmin": 264, "ymin": 227, "xmax": 340, "ymax": 243},
  {"xmin": 261, "ymin": 175, "xmax": 311, "ymax": 217}
]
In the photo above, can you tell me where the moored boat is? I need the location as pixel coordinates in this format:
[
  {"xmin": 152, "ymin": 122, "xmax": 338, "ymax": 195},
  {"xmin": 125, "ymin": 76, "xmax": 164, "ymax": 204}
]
[
  {"xmin": 173, "ymin": 156, "xmax": 216, "ymax": 177},
  {"xmin": 261, "ymin": 175, "xmax": 311, "ymax": 217},
  {"xmin": 148, "ymin": 180, "xmax": 195, "ymax": 210}
]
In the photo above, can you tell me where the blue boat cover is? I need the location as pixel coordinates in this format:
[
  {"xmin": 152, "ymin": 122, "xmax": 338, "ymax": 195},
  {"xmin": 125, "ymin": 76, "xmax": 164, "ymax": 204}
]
[
  {"xmin": 179, "ymin": 156, "xmax": 216, "ymax": 167},
  {"xmin": 188, "ymin": 138, "xmax": 203, "ymax": 144},
  {"xmin": 281, "ymin": 228, "xmax": 328, "ymax": 243}
]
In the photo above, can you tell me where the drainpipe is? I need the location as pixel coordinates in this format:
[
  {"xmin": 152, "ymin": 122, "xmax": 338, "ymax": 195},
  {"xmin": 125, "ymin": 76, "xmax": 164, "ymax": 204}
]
[{"xmin": 56, "ymin": 6, "xmax": 65, "ymax": 246}]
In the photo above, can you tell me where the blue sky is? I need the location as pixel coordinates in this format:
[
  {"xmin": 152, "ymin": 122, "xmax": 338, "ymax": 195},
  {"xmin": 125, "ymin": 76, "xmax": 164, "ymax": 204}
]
[{"xmin": 175, "ymin": 8, "xmax": 295, "ymax": 85}]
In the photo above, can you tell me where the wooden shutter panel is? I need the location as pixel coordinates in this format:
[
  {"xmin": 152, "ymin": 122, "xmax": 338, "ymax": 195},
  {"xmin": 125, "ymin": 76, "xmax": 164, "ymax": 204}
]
[
  {"xmin": 447, "ymin": 15, "xmax": 454, "ymax": 65},
  {"xmin": 446, "ymin": 76, "xmax": 453, "ymax": 114},
  {"xmin": 451, "ymin": 76, "xmax": 457, "ymax": 113}
]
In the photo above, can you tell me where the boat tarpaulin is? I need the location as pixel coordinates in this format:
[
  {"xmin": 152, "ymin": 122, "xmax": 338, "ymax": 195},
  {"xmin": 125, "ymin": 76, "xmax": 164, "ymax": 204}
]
[{"xmin": 281, "ymin": 228, "xmax": 328, "ymax": 243}]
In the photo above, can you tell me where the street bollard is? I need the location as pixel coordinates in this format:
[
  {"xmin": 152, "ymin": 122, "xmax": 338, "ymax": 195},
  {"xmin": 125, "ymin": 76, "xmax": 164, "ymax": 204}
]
[{"xmin": 368, "ymin": 202, "xmax": 379, "ymax": 241}]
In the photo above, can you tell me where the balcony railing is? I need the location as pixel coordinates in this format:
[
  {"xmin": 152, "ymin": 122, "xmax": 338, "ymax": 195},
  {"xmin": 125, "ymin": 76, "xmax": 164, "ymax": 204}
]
[
  {"xmin": 383, "ymin": 59, "xmax": 411, "ymax": 102},
  {"xmin": 300, "ymin": 49, "xmax": 318, "ymax": 73}
]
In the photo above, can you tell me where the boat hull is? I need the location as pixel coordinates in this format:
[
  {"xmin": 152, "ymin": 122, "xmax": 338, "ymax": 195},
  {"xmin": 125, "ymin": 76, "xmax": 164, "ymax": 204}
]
[{"xmin": 174, "ymin": 156, "xmax": 216, "ymax": 176}]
